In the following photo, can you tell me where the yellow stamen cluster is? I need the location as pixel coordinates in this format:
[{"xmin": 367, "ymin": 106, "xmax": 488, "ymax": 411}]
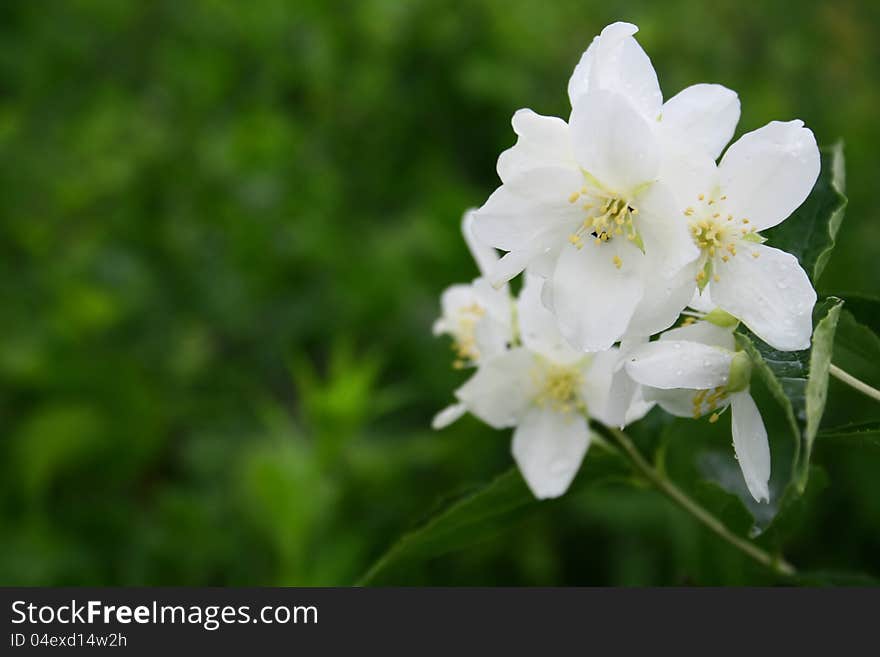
[
  {"xmin": 451, "ymin": 303, "xmax": 485, "ymax": 369},
  {"xmin": 691, "ymin": 387, "xmax": 728, "ymax": 419},
  {"xmin": 685, "ymin": 193, "xmax": 760, "ymax": 284},
  {"xmin": 568, "ymin": 188, "xmax": 638, "ymax": 269},
  {"xmin": 533, "ymin": 363, "xmax": 585, "ymax": 414},
  {"xmin": 690, "ymin": 220, "xmax": 726, "ymax": 256}
]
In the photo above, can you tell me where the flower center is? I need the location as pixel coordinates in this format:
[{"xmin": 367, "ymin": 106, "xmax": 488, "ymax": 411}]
[
  {"xmin": 567, "ymin": 186, "xmax": 640, "ymax": 270},
  {"xmin": 684, "ymin": 193, "xmax": 761, "ymax": 286},
  {"xmin": 451, "ymin": 303, "xmax": 485, "ymax": 368},
  {"xmin": 690, "ymin": 219, "xmax": 726, "ymax": 254},
  {"xmin": 533, "ymin": 362, "xmax": 585, "ymax": 414},
  {"xmin": 691, "ymin": 386, "xmax": 728, "ymax": 420}
]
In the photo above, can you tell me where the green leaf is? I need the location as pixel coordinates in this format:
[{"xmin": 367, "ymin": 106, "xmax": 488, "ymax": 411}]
[
  {"xmin": 735, "ymin": 297, "xmax": 844, "ymax": 492},
  {"xmin": 758, "ymin": 466, "xmax": 828, "ymax": 550},
  {"xmin": 820, "ymin": 291, "xmax": 880, "ymax": 336},
  {"xmin": 816, "ymin": 421, "xmax": 880, "ymax": 449},
  {"xmin": 762, "ymin": 141, "xmax": 847, "ymax": 283},
  {"xmin": 357, "ymin": 446, "xmax": 628, "ymax": 584},
  {"xmin": 658, "ymin": 417, "xmax": 764, "ymax": 533},
  {"xmin": 830, "ymin": 308, "xmax": 880, "ymax": 390}
]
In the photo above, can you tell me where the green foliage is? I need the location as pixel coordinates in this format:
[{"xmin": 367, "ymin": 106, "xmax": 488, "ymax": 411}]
[
  {"xmin": 817, "ymin": 421, "xmax": 880, "ymax": 449},
  {"xmin": 831, "ymin": 308, "xmax": 880, "ymax": 390},
  {"xmin": 360, "ymin": 446, "xmax": 630, "ymax": 584},
  {"xmin": 736, "ymin": 298, "xmax": 843, "ymax": 492}
]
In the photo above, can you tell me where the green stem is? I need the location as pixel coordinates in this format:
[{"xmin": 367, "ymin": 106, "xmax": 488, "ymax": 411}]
[
  {"xmin": 830, "ymin": 364, "xmax": 880, "ymax": 403},
  {"xmin": 607, "ymin": 427, "xmax": 796, "ymax": 578}
]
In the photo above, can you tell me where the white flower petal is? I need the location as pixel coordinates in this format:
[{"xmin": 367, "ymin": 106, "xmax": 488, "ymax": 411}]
[
  {"xmin": 581, "ymin": 348, "xmax": 636, "ymax": 428},
  {"xmin": 435, "ymin": 284, "xmax": 479, "ymax": 336},
  {"xmin": 487, "ymin": 246, "xmax": 545, "ymax": 288},
  {"xmin": 655, "ymin": 131, "xmax": 721, "ymax": 216},
  {"xmin": 643, "ymin": 387, "xmax": 703, "ymax": 418},
  {"xmin": 625, "ymin": 389, "xmax": 655, "ymax": 424},
  {"xmin": 432, "ymin": 403, "xmax": 467, "ymax": 430},
  {"xmin": 474, "ymin": 177, "xmax": 580, "ymax": 253},
  {"xmin": 661, "ymin": 84, "xmax": 740, "ymax": 160},
  {"xmin": 474, "ymin": 315, "xmax": 512, "ymax": 361},
  {"xmin": 688, "ymin": 286, "xmax": 715, "ymax": 313},
  {"xmin": 455, "ymin": 348, "xmax": 535, "ymax": 428},
  {"xmin": 497, "ymin": 109, "xmax": 575, "ymax": 183},
  {"xmin": 462, "ymin": 209, "xmax": 498, "ymax": 277},
  {"xmin": 567, "ymin": 22, "xmax": 662, "ymax": 119},
  {"xmin": 512, "ymin": 407, "xmax": 590, "ymax": 499},
  {"xmin": 552, "ymin": 238, "xmax": 645, "ymax": 352},
  {"xmin": 719, "ymin": 120, "xmax": 820, "ymax": 231},
  {"xmin": 659, "ymin": 320, "xmax": 736, "ymax": 351},
  {"xmin": 636, "ymin": 182, "xmax": 702, "ymax": 275},
  {"xmin": 711, "ymin": 243, "xmax": 816, "ymax": 351},
  {"xmin": 526, "ymin": 246, "xmax": 561, "ymax": 279},
  {"xmin": 730, "ymin": 390, "xmax": 771, "ymax": 503},
  {"xmin": 570, "ymin": 90, "xmax": 660, "ymax": 194},
  {"xmin": 626, "ymin": 340, "xmax": 733, "ymax": 390},
  {"xmin": 540, "ymin": 277, "xmax": 555, "ymax": 313},
  {"xmin": 518, "ymin": 274, "xmax": 581, "ymax": 364},
  {"xmin": 624, "ymin": 256, "xmax": 697, "ymax": 338}
]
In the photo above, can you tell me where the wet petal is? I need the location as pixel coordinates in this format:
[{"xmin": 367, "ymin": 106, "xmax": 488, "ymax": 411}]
[
  {"xmin": 711, "ymin": 243, "xmax": 816, "ymax": 351},
  {"xmin": 455, "ymin": 348, "xmax": 536, "ymax": 428},
  {"xmin": 626, "ymin": 340, "xmax": 732, "ymax": 390},
  {"xmin": 662, "ymin": 84, "xmax": 740, "ymax": 159},
  {"xmin": 570, "ymin": 90, "xmax": 660, "ymax": 194},
  {"xmin": 719, "ymin": 120, "xmax": 820, "ymax": 231},
  {"xmin": 730, "ymin": 391, "xmax": 771, "ymax": 503},
  {"xmin": 512, "ymin": 407, "xmax": 590, "ymax": 499}
]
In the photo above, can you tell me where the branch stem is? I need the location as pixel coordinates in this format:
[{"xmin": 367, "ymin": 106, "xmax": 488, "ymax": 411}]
[
  {"xmin": 607, "ymin": 427, "xmax": 796, "ymax": 578},
  {"xmin": 830, "ymin": 364, "xmax": 880, "ymax": 403}
]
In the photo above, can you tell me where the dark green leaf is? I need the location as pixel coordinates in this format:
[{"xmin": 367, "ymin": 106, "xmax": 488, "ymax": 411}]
[
  {"xmin": 357, "ymin": 447, "xmax": 629, "ymax": 584},
  {"xmin": 758, "ymin": 467, "xmax": 828, "ymax": 549},
  {"xmin": 762, "ymin": 142, "xmax": 847, "ymax": 283},
  {"xmin": 816, "ymin": 421, "xmax": 880, "ymax": 449},
  {"xmin": 657, "ymin": 417, "xmax": 761, "ymax": 534},
  {"xmin": 736, "ymin": 297, "xmax": 844, "ymax": 492},
  {"xmin": 820, "ymin": 291, "xmax": 880, "ymax": 336},
  {"xmin": 831, "ymin": 308, "xmax": 880, "ymax": 390}
]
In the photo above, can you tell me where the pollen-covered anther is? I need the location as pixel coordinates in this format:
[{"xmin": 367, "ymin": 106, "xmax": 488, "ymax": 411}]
[
  {"xmin": 613, "ymin": 255, "xmax": 622, "ymax": 269},
  {"xmin": 692, "ymin": 387, "xmax": 728, "ymax": 418},
  {"xmin": 534, "ymin": 364, "xmax": 585, "ymax": 414},
  {"xmin": 450, "ymin": 303, "xmax": 485, "ymax": 366},
  {"xmin": 690, "ymin": 219, "xmax": 726, "ymax": 253}
]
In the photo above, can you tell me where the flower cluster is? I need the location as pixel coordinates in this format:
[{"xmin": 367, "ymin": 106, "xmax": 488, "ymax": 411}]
[{"xmin": 433, "ymin": 22, "xmax": 820, "ymax": 503}]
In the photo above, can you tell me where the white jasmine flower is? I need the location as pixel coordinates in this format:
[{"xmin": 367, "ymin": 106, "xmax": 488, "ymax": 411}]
[
  {"xmin": 674, "ymin": 121, "xmax": 820, "ymax": 350},
  {"xmin": 435, "ymin": 275, "xmax": 648, "ymax": 499},
  {"xmin": 625, "ymin": 321, "xmax": 771, "ymax": 502},
  {"xmin": 473, "ymin": 22, "xmax": 742, "ymax": 351},
  {"xmin": 567, "ymin": 22, "xmax": 741, "ymax": 162},
  {"xmin": 476, "ymin": 88, "xmax": 692, "ymax": 351},
  {"xmin": 433, "ymin": 211, "xmax": 513, "ymax": 369}
]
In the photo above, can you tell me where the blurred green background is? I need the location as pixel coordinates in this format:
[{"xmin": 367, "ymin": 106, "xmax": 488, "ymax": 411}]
[{"xmin": 1, "ymin": 0, "xmax": 879, "ymax": 585}]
